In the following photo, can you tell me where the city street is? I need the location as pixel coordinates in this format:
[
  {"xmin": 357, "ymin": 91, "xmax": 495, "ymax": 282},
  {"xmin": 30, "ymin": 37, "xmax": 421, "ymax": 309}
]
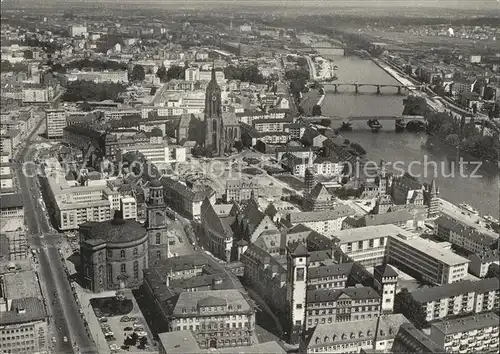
[{"xmin": 15, "ymin": 116, "xmax": 98, "ymax": 354}]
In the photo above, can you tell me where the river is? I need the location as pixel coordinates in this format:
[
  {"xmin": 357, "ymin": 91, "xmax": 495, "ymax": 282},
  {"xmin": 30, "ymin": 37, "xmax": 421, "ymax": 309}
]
[{"xmin": 302, "ymin": 54, "xmax": 499, "ymax": 217}]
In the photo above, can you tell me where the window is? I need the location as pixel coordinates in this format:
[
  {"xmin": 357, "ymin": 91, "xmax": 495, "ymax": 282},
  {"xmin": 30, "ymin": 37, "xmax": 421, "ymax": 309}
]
[
  {"xmin": 120, "ymin": 250, "xmax": 125, "ymax": 258},
  {"xmin": 296, "ymin": 304, "xmax": 303, "ymax": 309},
  {"xmin": 133, "ymin": 261, "xmax": 139, "ymax": 279},
  {"xmin": 157, "ymin": 250, "xmax": 161, "ymax": 260},
  {"xmin": 107, "ymin": 250, "xmax": 112, "ymax": 258},
  {"xmin": 133, "ymin": 248, "xmax": 138, "ymax": 256},
  {"xmin": 121, "ymin": 264, "xmax": 126, "ymax": 273},
  {"xmin": 156, "ymin": 233, "xmax": 161, "ymax": 244}
]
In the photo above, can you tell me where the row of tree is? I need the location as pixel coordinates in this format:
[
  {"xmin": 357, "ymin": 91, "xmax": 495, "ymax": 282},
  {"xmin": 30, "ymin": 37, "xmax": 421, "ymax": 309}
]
[
  {"xmin": 223, "ymin": 65, "xmax": 265, "ymax": 84},
  {"xmin": 62, "ymin": 80, "xmax": 127, "ymax": 102},
  {"xmin": 66, "ymin": 59, "xmax": 128, "ymax": 72}
]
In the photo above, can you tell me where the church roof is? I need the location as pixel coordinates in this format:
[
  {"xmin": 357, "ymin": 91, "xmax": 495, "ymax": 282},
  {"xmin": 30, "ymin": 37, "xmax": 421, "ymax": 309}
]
[
  {"xmin": 222, "ymin": 112, "xmax": 239, "ymax": 126},
  {"xmin": 288, "ymin": 242, "xmax": 309, "ymax": 257},
  {"xmin": 201, "ymin": 198, "xmax": 234, "ymax": 238}
]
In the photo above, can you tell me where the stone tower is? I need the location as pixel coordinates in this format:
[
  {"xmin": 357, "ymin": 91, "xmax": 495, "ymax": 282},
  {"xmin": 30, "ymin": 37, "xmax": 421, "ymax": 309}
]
[
  {"xmin": 146, "ymin": 178, "xmax": 169, "ymax": 263},
  {"xmin": 304, "ymin": 168, "xmax": 314, "ymax": 196},
  {"xmin": 286, "ymin": 242, "xmax": 309, "ymax": 344},
  {"xmin": 204, "ymin": 66, "xmax": 223, "ymax": 156},
  {"xmin": 427, "ymin": 179, "xmax": 440, "ymax": 218},
  {"xmin": 374, "ymin": 264, "xmax": 398, "ymax": 314}
]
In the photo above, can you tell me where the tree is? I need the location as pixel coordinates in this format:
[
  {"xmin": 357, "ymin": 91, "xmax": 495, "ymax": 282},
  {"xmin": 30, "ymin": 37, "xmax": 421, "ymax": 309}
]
[
  {"xmin": 156, "ymin": 65, "xmax": 167, "ymax": 82},
  {"xmin": 150, "ymin": 87, "xmax": 157, "ymax": 95},
  {"xmin": 312, "ymin": 104, "xmax": 322, "ymax": 116},
  {"xmin": 129, "ymin": 65, "xmax": 145, "ymax": 82},
  {"xmin": 1, "ymin": 60, "xmax": 12, "ymax": 72},
  {"xmin": 80, "ymin": 101, "xmax": 92, "ymax": 112},
  {"xmin": 166, "ymin": 65, "xmax": 185, "ymax": 81},
  {"xmin": 234, "ymin": 140, "xmax": 243, "ymax": 152},
  {"xmin": 350, "ymin": 142, "xmax": 366, "ymax": 155},
  {"xmin": 23, "ymin": 50, "xmax": 33, "ymax": 59}
]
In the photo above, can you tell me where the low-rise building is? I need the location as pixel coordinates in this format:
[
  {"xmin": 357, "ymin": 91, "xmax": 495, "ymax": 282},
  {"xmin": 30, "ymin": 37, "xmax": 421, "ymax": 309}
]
[
  {"xmin": 430, "ymin": 312, "xmax": 499, "ymax": 353},
  {"xmin": 299, "ymin": 313, "xmax": 409, "ymax": 354},
  {"xmin": 1, "ymin": 129, "xmax": 21, "ymax": 158},
  {"xmin": 343, "ymin": 210, "xmax": 415, "ymax": 230},
  {"xmin": 287, "ymin": 206, "xmax": 356, "ymax": 238},
  {"xmin": 0, "ymin": 194, "xmax": 24, "ymax": 219},
  {"xmin": 391, "ymin": 322, "xmax": 442, "ymax": 353},
  {"xmin": 118, "ymin": 142, "xmax": 186, "ymax": 164}
]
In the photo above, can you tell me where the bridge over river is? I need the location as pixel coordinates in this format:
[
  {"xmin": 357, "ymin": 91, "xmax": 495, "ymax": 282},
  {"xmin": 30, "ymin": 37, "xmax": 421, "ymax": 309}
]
[{"xmin": 323, "ymin": 82, "xmax": 425, "ymax": 94}]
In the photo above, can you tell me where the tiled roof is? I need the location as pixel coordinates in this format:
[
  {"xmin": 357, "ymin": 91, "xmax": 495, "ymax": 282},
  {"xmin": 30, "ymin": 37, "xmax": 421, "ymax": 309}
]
[
  {"xmin": 0, "ymin": 193, "xmax": 24, "ymax": 209},
  {"xmin": 431, "ymin": 312, "xmax": 499, "ymax": 334},
  {"xmin": 468, "ymin": 250, "xmax": 499, "ymax": 263},
  {"xmin": 0, "ymin": 297, "xmax": 46, "ymax": 325},
  {"xmin": 172, "ymin": 289, "xmax": 251, "ymax": 317},
  {"xmin": 308, "ymin": 262, "xmax": 354, "ymax": 280},
  {"xmin": 374, "ymin": 264, "xmax": 398, "ymax": 278},
  {"xmin": 410, "ymin": 278, "xmax": 499, "ymax": 304},
  {"xmin": 306, "ymin": 286, "xmax": 380, "ymax": 303},
  {"xmin": 288, "ymin": 242, "xmax": 309, "ymax": 257},
  {"xmin": 201, "ymin": 198, "xmax": 233, "ymax": 238},
  {"xmin": 288, "ymin": 206, "xmax": 356, "ymax": 223},
  {"xmin": 347, "ymin": 210, "xmax": 413, "ymax": 227}
]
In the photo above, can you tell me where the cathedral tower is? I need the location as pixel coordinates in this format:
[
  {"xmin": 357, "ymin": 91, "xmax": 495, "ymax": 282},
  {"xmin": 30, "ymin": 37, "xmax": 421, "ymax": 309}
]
[
  {"xmin": 146, "ymin": 179, "xmax": 169, "ymax": 263},
  {"xmin": 204, "ymin": 66, "xmax": 223, "ymax": 156}
]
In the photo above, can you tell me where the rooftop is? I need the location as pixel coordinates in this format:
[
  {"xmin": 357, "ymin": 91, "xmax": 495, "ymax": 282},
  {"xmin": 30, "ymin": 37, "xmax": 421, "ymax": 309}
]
[
  {"xmin": 390, "ymin": 233, "xmax": 470, "ymax": 266},
  {"xmin": 335, "ymin": 224, "xmax": 405, "ymax": 244},
  {"xmin": 307, "ymin": 286, "xmax": 380, "ymax": 304},
  {"xmin": 79, "ymin": 216, "xmax": 147, "ymax": 244},
  {"xmin": 0, "ymin": 193, "xmax": 24, "ymax": 209},
  {"xmin": 2, "ymin": 270, "xmax": 40, "ymax": 299},
  {"xmin": 288, "ymin": 205, "xmax": 356, "ymax": 224},
  {"xmin": 308, "ymin": 262, "xmax": 354, "ymax": 280},
  {"xmin": 410, "ymin": 278, "xmax": 499, "ymax": 304},
  {"xmin": 172, "ymin": 289, "xmax": 252, "ymax": 317},
  {"xmin": 0, "ymin": 297, "xmax": 47, "ymax": 326},
  {"xmin": 431, "ymin": 312, "xmax": 499, "ymax": 334}
]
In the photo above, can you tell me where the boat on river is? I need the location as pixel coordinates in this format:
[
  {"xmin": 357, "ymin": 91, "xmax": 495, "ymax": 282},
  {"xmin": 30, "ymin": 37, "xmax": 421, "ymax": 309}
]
[
  {"xmin": 459, "ymin": 202, "xmax": 479, "ymax": 215},
  {"xmin": 339, "ymin": 121, "xmax": 353, "ymax": 131}
]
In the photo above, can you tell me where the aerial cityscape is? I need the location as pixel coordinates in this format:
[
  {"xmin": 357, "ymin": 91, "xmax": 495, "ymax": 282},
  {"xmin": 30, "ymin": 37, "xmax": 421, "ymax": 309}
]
[{"xmin": 0, "ymin": 1, "xmax": 499, "ymax": 354}]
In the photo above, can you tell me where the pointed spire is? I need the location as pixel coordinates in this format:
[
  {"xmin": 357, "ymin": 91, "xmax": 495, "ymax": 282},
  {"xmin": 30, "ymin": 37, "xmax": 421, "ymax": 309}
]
[
  {"xmin": 250, "ymin": 188, "xmax": 255, "ymax": 200},
  {"xmin": 430, "ymin": 179, "xmax": 437, "ymax": 195},
  {"xmin": 211, "ymin": 60, "xmax": 216, "ymax": 83}
]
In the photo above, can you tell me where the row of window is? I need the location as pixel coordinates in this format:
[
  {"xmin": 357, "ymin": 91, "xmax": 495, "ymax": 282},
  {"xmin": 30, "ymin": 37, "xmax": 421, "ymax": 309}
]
[
  {"xmin": 308, "ymin": 313, "xmax": 378, "ymax": 326},
  {"xmin": 308, "ymin": 306, "xmax": 380, "ymax": 315}
]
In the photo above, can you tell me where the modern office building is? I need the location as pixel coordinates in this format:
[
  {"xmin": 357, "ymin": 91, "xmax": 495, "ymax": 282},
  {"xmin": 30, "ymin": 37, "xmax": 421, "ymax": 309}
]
[
  {"xmin": 430, "ymin": 312, "xmax": 499, "ymax": 353},
  {"xmin": 386, "ymin": 232, "xmax": 470, "ymax": 285},
  {"xmin": 117, "ymin": 142, "xmax": 186, "ymax": 164},
  {"xmin": 120, "ymin": 196, "xmax": 137, "ymax": 220},
  {"xmin": 45, "ymin": 109, "xmax": 67, "ymax": 139}
]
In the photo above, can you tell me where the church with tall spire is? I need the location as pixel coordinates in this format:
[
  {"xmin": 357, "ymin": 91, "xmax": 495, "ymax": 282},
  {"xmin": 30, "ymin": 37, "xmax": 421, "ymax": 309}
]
[{"xmin": 204, "ymin": 64, "xmax": 241, "ymax": 156}]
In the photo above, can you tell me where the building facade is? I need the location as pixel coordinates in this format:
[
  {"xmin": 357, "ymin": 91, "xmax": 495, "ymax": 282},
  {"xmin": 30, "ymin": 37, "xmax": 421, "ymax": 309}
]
[{"xmin": 45, "ymin": 109, "xmax": 67, "ymax": 139}]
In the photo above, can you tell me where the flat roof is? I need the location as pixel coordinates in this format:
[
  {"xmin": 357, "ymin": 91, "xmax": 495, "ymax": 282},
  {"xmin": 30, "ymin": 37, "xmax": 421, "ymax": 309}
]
[
  {"xmin": 158, "ymin": 330, "xmax": 200, "ymax": 353},
  {"xmin": 335, "ymin": 224, "xmax": 404, "ymax": 244},
  {"xmin": 391, "ymin": 233, "xmax": 470, "ymax": 266},
  {"xmin": 3, "ymin": 270, "xmax": 40, "ymax": 299},
  {"xmin": 431, "ymin": 312, "xmax": 499, "ymax": 334}
]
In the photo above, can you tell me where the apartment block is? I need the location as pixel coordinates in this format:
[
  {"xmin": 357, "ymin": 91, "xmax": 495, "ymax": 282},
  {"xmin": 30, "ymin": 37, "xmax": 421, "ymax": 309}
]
[
  {"xmin": 120, "ymin": 196, "xmax": 137, "ymax": 220},
  {"xmin": 403, "ymin": 278, "xmax": 499, "ymax": 323},
  {"xmin": 430, "ymin": 312, "xmax": 499, "ymax": 353},
  {"xmin": 45, "ymin": 109, "xmax": 67, "ymax": 139},
  {"xmin": 225, "ymin": 179, "xmax": 259, "ymax": 203},
  {"xmin": 118, "ymin": 142, "xmax": 186, "ymax": 164},
  {"xmin": 287, "ymin": 206, "xmax": 356, "ymax": 238}
]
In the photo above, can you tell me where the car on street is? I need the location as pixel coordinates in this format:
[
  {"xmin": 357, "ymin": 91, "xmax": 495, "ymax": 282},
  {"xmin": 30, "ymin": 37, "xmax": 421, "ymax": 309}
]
[
  {"xmin": 120, "ymin": 316, "xmax": 130, "ymax": 322},
  {"xmin": 136, "ymin": 331, "xmax": 148, "ymax": 337},
  {"xmin": 110, "ymin": 344, "xmax": 120, "ymax": 351},
  {"xmin": 51, "ymin": 337, "xmax": 57, "ymax": 343},
  {"xmin": 124, "ymin": 326, "xmax": 133, "ymax": 331},
  {"xmin": 99, "ymin": 317, "xmax": 108, "ymax": 323},
  {"xmin": 63, "ymin": 336, "xmax": 68, "ymax": 343}
]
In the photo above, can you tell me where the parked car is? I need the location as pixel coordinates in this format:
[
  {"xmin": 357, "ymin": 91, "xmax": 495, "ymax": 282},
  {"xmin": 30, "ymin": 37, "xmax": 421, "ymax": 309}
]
[
  {"xmin": 98, "ymin": 317, "xmax": 108, "ymax": 323},
  {"xmin": 136, "ymin": 331, "xmax": 148, "ymax": 337},
  {"xmin": 51, "ymin": 337, "xmax": 57, "ymax": 343},
  {"xmin": 120, "ymin": 316, "xmax": 130, "ymax": 322},
  {"xmin": 63, "ymin": 336, "xmax": 68, "ymax": 343},
  {"xmin": 124, "ymin": 326, "xmax": 133, "ymax": 331}
]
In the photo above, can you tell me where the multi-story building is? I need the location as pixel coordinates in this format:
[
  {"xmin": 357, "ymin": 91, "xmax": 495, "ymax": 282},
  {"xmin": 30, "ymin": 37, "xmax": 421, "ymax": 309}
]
[
  {"xmin": 0, "ymin": 229, "xmax": 28, "ymax": 261},
  {"xmin": 0, "ymin": 129, "xmax": 21, "ymax": 158},
  {"xmin": 103, "ymin": 109, "xmax": 141, "ymax": 121},
  {"xmin": 0, "ymin": 194, "xmax": 24, "ymax": 219},
  {"xmin": 343, "ymin": 210, "xmax": 415, "ymax": 230},
  {"xmin": 161, "ymin": 177, "xmax": 216, "ymax": 219},
  {"xmin": 22, "ymin": 85, "xmax": 54, "ymax": 103},
  {"xmin": 199, "ymin": 70, "xmax": 225, "ymax": 84},
  {"xmin": 303, "ymin": 183, "xmax": 340, "ymax": 212},
  {"xmin": 391, "ymin": 322, "xmax": 442, "ymax": 353},
  {"xmin": 168, "ymin": 289, "xmax": 255, "ymax": 349},
  {"xmin": 386, "ymin": 232, "xmax": 470, "ymax": 285},
  {"xmin": 70, "ymin": 24, "xmax": 87, "ymax": 37},
  {"xmin": 430, "ymin": 312, "xmax": 499, "ymax": 353},
  {"xmin": 0, "ymin": 270, "xmax": 48, "ymax": 354},
  {"xmin": 299, "ymin": 313, "xmax": 410, "ymax": 354},
  {"xmin": 287, "ymin": 206, "xmax": 356, "ymax": 238},
  {"xmin": 240, "ymin": 243, "xmax": 287, "ymax": 317},
  {"xmin": 307, "ymin": 263, "xmax": 354, "ymax": 290},
  {"xmin": 0, "ymin": 152, "xmax": 14, "ymax": 190},
  {"xmin": 305, "ymin": 287, "xmax": 381, "ymax": 329},
  {"xmin": 225, "ymin": 179, "xmax": 259, "ymax": 203},
  {"xmin": 117, "ymin": 142, "xmax": 186, "ymax": 164},
  {"xmin": 40, "ymin": 158, "xmax": 113, "ymax": 230},
  {"xmin": 45, "ymin": 109, "xmax": 67, "ymax": 139},
  {"xmin": 120, "ymin": 196, "xmax": 137, "ymax": 220},
  {"xmin": 334, "ymin": 225, "xmax": 402, "ymax": 268},
  {"xmin": 79, "ymin": 214, "xmax": 149, "ymax": 292},
  {"xmin": 185, "ymin": 67, "xmax": 200, "ymax": 82},
  {"xmin": 468, "ymin": 250, "xmax": 500, "ymax": 278},
  {"xmin": 65, "ymin": 70, "xmax": 128, "ymax": 84},
  {"xmin": 401, "ymin": 278, "xmax": 499, "ymax": 324},
  {"xmin": 435, "ymin": 215, "xmax": 498, "ymax": 254}
]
